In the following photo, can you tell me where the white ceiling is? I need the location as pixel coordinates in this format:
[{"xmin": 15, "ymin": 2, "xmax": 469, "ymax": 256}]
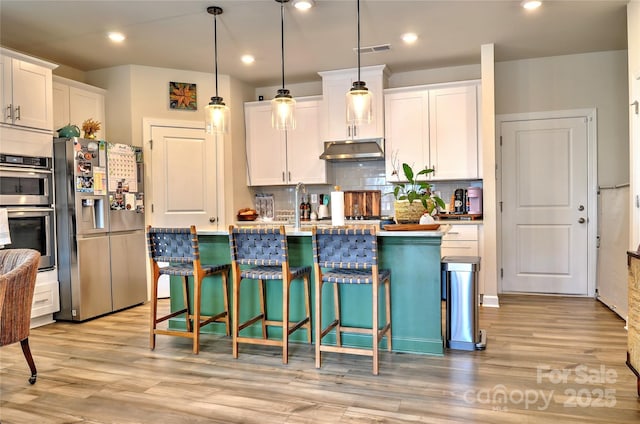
[{"xmin": 0, "ymin": 0, "xmax": 629, "ymax": 87}]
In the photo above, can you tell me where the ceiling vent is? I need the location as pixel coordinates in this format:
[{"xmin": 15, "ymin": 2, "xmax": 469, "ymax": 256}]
[{"xmin": 353, "ymin": 44, "xmax": 391, "ymax": 54}]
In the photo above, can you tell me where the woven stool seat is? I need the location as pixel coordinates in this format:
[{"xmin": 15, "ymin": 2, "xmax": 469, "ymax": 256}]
[
  {"xmin": 312, "ymin": 226, "xmax": 392, "ymax": 375},
  {"xmin": 229, "ymin": 225, "xmax": 311, "ymax": 364},
  {"xmin": 147, "ymin": 226, "xmax": 230, "ymax": 354}
]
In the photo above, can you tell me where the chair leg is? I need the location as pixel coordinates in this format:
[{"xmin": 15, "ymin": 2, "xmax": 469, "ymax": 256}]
[
  {"xmin": 303, "ymin": 274, "xmax": 312, "ymax": 343},
  {"xmin": 192, "ymin": 276, "xmax": 202, "ymax": 354},
  {"xmin": 385, "ymin": 277, "xmax": 392, "ymax": 351},
  {"xmin": 20, "ymin": 338, "xmax": 37, "ymax": 384},
  {"xmin": 258, "ymin": 280, "xmax": 267, "ymax": 338},
  {"xmin": 315, "ymin": 278, "xmax": 322, "ymax": 369},
  {"xmin": 182, "ymin": 276, "xmax": 192, "ymax": 333},
  {"xmin": 333, "ymin": 284, "xmax": 341, "ymax": 346},
  {"xmin": 232, "ymin": 273, "xmax": 240, "ymax": 359},
  {"xmin": 282, "ymin": 278, "xmax": 290, "ymax": 365},
  {"xmin": 372, "ymin": 279, "xmax": 379, "ymax": 376},
  {"xmin": 150, "ymin": 271, "xmax": 159, "ymax": 350},
  {"xmin": 221, "ymin": 271, "xmax": 230, "ymax": 336}
]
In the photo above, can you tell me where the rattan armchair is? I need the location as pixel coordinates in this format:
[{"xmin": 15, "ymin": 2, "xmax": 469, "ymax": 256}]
[{"xmin": 0, "ymin": 249, "xmax": 41, "ymax": 384}]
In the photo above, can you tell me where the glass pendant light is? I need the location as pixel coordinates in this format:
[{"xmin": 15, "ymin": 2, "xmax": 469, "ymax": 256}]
[
  {"xmin": 346, "ymin": 0, "xmax": 372, "ymax": 125},
  {"xmin": 272, "ymin": 0, "xmax": 296, "ymax": 130},
  {"xmin": 205, "ymin": 6, "xmax": 229, "ymax": 135}
]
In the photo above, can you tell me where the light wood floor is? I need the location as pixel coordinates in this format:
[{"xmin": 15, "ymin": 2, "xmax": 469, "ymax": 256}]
[{"xmin": 1, "ymin": 295, "xmax": 639, "ymax": 423}]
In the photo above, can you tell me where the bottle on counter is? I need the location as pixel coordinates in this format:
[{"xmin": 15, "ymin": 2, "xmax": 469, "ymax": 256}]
[
  {"xmin": 300, "ymin": 196, "xmax": 307, "ymax": 221},
  {"xmin": 304, "ymin": 196, "xmax": 311, "ymax": 220}
]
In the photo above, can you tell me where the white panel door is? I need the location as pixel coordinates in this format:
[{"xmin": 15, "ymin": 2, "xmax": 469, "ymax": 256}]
[
  {"xmin": 150, "ymin": 125, "xmax": 218, "ymax": 229},
  {"xmin": 501, "ymin": 117, "xmax": 589, "ymax": 295}
]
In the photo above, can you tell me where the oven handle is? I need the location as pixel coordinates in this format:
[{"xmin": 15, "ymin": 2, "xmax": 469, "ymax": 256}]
[
  {"xmin": 0, "ymin": 167, "xmax": 52, "ymax": 175},
  {"xmin": 5, "ymin": 207, "xmax": 54, "ymax": 213}
]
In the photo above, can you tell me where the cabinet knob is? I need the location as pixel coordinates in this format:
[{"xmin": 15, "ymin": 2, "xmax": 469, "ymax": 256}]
[
  {"xmin": 6, "ymin": 104, "xmax": 12, "ymax": 120},
  {"xmin": 578, "ymin": 217, "xmax": 586, "ymax": 224},
  {"xmin": 15, "ymin": 105, "xmax": 20, "ymax": 121},
  {"xmin": 209, "ymin": 217, "xmax": 217, "ymax": 223}
]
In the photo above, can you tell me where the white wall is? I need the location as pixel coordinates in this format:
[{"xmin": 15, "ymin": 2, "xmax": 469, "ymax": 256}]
[
  {"xmin": 629, "ymin": 0, "xmax": 640, "ymax": 250},
  {"xmin": 86, "ymin": 64, "xmax": 255, "ymax": 225},
  {"xmin": 495, "ymin": 50, "xmax": 629, "ymax": 188}
]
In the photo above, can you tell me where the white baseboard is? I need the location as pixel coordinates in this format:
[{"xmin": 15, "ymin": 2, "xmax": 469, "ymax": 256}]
[{"xmin": 481, "ymin": 295, "xmax": 500, "ymax": 308}]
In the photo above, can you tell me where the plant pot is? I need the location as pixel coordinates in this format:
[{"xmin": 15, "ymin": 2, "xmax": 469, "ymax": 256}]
[{"xmin": 394, "ymin": 200, "xmax": 428, "ymax": 224}]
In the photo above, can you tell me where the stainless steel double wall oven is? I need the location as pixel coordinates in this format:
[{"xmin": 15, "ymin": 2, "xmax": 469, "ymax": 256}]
[{"xmin": 0, "ymin": 153, "xmax": 56, "ymax": 269}]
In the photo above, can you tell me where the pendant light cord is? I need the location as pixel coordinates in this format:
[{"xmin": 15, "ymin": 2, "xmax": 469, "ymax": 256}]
[
  {"xmin": 357, "ymin": 0, "xmax": 361, "ymax": 82},
  {"xmin": 214, "ymin": 12, "xmax": 219, "ymax": 97},
  {"xmin": 280, "ymin": 1, "xmax": 286, "ymax": 90}
]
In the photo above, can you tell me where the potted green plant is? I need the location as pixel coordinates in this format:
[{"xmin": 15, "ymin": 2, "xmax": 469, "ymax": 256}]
[{"xmin": 391, "ymin": 162, "xmax": 446, "ymax": 223}]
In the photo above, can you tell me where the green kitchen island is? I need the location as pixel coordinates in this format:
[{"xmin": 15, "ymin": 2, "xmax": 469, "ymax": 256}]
[{"xmin": 168, "ymin": 228, "xmax": 445, "ymax": 356}]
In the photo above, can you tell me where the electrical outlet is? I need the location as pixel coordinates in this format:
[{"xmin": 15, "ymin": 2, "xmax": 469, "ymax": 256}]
[{"xmin": 310, "ymin": 193, "xmax": 318, "ymax": 204}]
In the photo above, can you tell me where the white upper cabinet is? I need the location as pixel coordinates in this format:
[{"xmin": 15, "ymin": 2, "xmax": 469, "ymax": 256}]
[
  {"xmin": 384, "ymin": 89, "xmax": 429, "ymax": 180},
  {"xmin": 53, "ymin": 76, "xmax": 106, "ymax": 139},
  {"xmin": 244, "ymin": 97, "xmax": 326, "ymax": 186},
  {"xmin": 428, "ymin": 84, "xmax": 479, "ymax": 180},
  {"xmin": 385, "ymin": 81, "xmax": 480, "ymax": 181},
  {"xmin": 319, "ymin": 65, "xmax": 388, "ymax": 142},
  {"xmin": 1, "ymin": 48, "xmax": 57, "ymax": 132}
]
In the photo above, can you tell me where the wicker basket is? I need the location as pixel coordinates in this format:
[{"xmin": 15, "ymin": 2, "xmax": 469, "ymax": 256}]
[{"xmin": 394, "ymin": 200, "xmax": 428, "ymax": 224}]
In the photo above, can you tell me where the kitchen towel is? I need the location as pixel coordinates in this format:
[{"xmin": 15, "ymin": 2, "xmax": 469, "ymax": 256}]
[{"xmin": 331, "ymin": 187, "xmax": 344, "ymax": 226}]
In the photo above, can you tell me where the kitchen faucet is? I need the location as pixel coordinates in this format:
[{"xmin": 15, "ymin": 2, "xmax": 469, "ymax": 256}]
[{"xmin": 294, "ymin": 182, "xmax": 306, "ymax": 230}]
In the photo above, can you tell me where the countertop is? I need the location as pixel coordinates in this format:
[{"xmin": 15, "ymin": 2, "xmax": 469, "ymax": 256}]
[{"xmin": 200, "ymin": 222, "xmax": 451, "ymax": 237}]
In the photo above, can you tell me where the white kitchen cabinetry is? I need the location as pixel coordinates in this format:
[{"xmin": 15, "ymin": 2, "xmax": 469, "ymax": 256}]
[
  {"xmin": 318, "ymin": 65, "xmax": 388, "ymax": 142},
  {"xmin": 385, "ymin": 81, "xmax": 480, "ymax": 181},
  {"xmin": 441, "ymin": 223, "xmax": 484, "ymax": 296},
  {"xmin": 0, "ymin": 48, "xmax": 57, "ymax": 132},
  {"xmin": 245, "ymin": 97, "xmax": 326, "ymax": 186},
  {"xmin": 441, "ymin": 224, "xmax": 479, "ymax": 256},
  {"xmin": 53, "ymin": 76, "xmax": 106, "ymax": 139},
  {"xmin": 30, "ymin": 270, "xmax": 60, "ymax": 328}
]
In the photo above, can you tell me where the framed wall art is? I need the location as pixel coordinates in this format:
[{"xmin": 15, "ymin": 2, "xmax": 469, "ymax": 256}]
[{"xmin": 169, "ymin": 81, "xmax": 197, "ymax": 110}]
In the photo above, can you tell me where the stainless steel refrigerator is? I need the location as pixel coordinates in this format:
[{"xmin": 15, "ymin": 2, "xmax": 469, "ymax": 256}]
[{"xmin": 54, "ymin": 138, "xmax": 146, "ymax": 321}]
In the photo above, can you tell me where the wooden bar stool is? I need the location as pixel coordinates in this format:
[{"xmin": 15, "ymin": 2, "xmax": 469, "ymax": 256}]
[
  {"xmin": 147, "ymin": 226, "xmax": 230, "ymax": 354},
  {"xmin": 228, "ymin": 225, "xmax": 311, "ymax": 364},
  {"xmin": 311, "ymin": 226, "xmax": 391, "ymax": 375}
]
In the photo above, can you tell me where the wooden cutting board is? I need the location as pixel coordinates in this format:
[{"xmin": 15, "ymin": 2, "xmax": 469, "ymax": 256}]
[
  {"xmin": 343, "ymin": 190, "xmax": 381, "ymax": 217},
  {"xmin": 383, "ymin": 224, "xmax": 441, "ymax": 231}
]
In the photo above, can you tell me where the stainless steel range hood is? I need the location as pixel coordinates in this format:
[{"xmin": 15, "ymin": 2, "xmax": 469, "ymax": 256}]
[{"xmin": 319, "ymin": 138, "xmax": 384, "ymax": 161}]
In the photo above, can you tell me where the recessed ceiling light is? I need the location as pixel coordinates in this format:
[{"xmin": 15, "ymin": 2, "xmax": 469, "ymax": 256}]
[
  {"xmin": 241, "ymin": 55, "xmax": 255, "ymax": 65},
  {"xmin": 292, "ymin": 0, "xmax": 314, "ymax": 11},
  {"xmin": 108, "ymin": 32, "xmax": 126, "ymax": 43},
  {"xmin": 521, "ymin": 0, "xmax": 542, "ymax": 10},
  {"xmin": 402, "ymin": 33, "xmax": 418, "ymax": 44}
]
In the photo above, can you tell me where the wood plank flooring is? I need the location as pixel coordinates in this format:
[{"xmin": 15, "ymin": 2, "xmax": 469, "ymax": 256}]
[{"xmin": 1, "ymin": 295, "xmax": 639, "ymax": 423}]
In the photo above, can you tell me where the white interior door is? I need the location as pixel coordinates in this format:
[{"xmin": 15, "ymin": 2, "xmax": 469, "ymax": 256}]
[
  {"xmin": 148, "ymin": 124, "xmax": 218, "ymax": 230},
  {"xmin": 501, "ymin": 116, "xmax": 590, "ymax": 295}
]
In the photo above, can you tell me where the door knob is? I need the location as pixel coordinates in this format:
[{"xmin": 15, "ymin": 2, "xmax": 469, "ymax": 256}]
[{"xmin": 578, "ymin": 217, "xmax": 586, "ymax": 224}]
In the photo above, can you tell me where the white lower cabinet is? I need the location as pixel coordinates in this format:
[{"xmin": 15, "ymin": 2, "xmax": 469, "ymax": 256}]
[
  {"xmin": 30, "ymin": 270, "xmax": 60, "ymax": 328},
  {"xmin": 441, "ymin": 224, "xmax": 484, "ymax": 296}
]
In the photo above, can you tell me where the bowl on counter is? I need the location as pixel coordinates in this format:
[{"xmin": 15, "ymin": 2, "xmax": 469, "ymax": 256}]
[{"xmin": 237, "ymin": 213, "xmax": 259, "ymax": 221}]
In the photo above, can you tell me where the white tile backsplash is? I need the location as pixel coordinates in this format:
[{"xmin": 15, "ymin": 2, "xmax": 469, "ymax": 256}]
[{"xmin": 251, "ymin": 160, "xmax": 482, "ymax": 217}]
